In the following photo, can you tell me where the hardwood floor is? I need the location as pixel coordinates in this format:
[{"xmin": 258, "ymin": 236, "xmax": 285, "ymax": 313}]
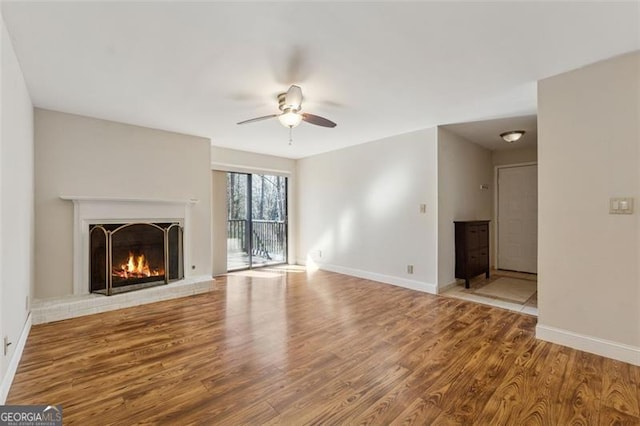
[{"xmin": 8, "ymin": 268, "xmax": 640, "ymax": 425}]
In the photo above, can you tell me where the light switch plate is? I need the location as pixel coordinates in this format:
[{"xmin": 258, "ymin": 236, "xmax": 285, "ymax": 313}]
[{"xmin": 610, "ymin": 197, "xmax": 634, "ymax": 214}]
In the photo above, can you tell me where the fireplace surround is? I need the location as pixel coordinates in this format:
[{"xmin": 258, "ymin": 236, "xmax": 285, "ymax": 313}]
[
  {"xmin": 28, "ymin": 196, "xmax": 213, "ymax": 324},
  {"xmin": 61, "ymin": 195, "xmax": 198, "ymax": 296}
]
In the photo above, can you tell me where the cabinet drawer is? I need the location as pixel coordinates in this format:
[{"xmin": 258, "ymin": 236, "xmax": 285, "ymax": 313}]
[
  {"xmin": 477, "ymin": 225, "xmax": 488, "ymax": 248},
  {"xmin": 468, "ymin": 249, "xmax": 488, "ymax": 268},
  {"xmin": 466, "ymin": 226, "xmax": 480, "ymax": 249},
  {"xmin": 466, "ymin": 224, "xmax": 488, "ymax": 249},
  {"xmin": 477, "ymin": 250, "xmax": 489, "ymax": 267}
]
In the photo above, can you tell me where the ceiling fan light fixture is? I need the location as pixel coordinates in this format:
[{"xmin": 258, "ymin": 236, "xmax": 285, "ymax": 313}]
[
  {"xmin": 278, "ymin": 110, "xmax": 302, "ymax": 128},
  {"xmin": 500, "ymin": 130, "xmax": 525, "ymax": 143},
  {"xmin": 237, "ymin": 85, "xmax": 336, "ymax": 133}
]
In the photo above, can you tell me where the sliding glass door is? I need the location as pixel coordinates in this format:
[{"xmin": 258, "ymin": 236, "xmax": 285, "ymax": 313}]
[
  {"xmin": 251, "ymin": 173, "xmax": 287, "ymax": 267},
  {"xmin": 226, "ymin": 172, "xmax": 287, "ymax": 271}
]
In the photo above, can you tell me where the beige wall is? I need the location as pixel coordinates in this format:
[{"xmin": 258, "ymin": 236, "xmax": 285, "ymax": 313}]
[
  {"xmin": 492, "ymin": 146, "xmax": 537, "ymax": 166},
  {"xmin": 297, "ymin": 128, "xmax": 439, "ymax": 292},
  {"xmin": 211, "ymin": 146, "xmax": 296, "ymax": 175},
  {"xmin": 1, "ymin": 12, "xmax": 34, "ymax": 400},
  {"xmin": 211, "ymin": 170, "xmax": 228, "ymax": 276},
  {"xmin": 437, "ymin": 127, "xmax": 493, "ymax": 288},
  {"xmin": 538, "ymin": 52, "xmax": 640, "ymax": 358},
  {"xmin": 34, "ymin": 109, "xmax": 212, "ymax": 298}
]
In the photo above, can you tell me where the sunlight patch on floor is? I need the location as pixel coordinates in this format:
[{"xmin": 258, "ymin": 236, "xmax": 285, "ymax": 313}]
[
  {"xmin": 228, "ymin": 270, "xmax": 285, "ymax": 279},
  {"xmin": 265, "ymin": 265, "xmax": 307, "ymax": 273}
]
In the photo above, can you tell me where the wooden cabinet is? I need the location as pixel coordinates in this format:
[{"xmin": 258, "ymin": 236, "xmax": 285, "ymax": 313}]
[{"xmin": 455, "ymin": 220, "xmax": 490, "ymax": 288}]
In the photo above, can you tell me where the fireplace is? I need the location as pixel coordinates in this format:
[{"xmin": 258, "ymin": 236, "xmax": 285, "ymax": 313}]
[{"xmin": 89, "ymin": 222, "xmax": 184, "ymax": 295}]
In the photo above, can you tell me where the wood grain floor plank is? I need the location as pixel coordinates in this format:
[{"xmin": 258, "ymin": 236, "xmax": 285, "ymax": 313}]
[
  {"xmin": 295, "ymin": 363, "xmax": 410, "ymax": 425},
  {"xmin": 430, "ymin": 314, "xmax": 534, "ymax": 424},
  {"xmin": 515, "ymin": 344, "xmax": 570, "ymax": 424},
  {"xmin": 349, "ymin": 378, "xmax": 419, "ymax": 425},
  {"xmin": 267, "ymin": 338, "xmax": 398, "ymax": 418},
  {"xmin": 601, "ymin": 358, "xmax": 640, "ymax": 418},
  {"xmin": 7, "ymin": 269, "xmax": 640, "ymax": 424},
  {"xmin": 598, "ymin": 405, "xmax": 640, "ymax": 426},
  {"xmin": 390, "ymin": 396, "xmax": 444, "ymax": 426},
  {"xmin": 457, "ymin": 337, "xmax": 553, "ymax": 424},
  {"xmin": 557, "ymin": 350, "xmax": 604, "ymax": 425}
]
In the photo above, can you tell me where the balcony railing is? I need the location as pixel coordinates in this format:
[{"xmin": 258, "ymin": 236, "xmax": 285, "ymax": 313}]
[{"xmin": 227, "ymin": 219, "xmax": 286, "ymax": 261}]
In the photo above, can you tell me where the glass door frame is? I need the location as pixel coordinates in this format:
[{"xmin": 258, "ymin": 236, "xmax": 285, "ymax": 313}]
[{"xmin": 226, "ymin": 172, "xmax": 288, "ymax": 272}]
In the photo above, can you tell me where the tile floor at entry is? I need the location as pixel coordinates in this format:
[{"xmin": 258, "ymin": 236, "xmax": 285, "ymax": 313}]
[{"xmin": 442, "ymin": 269, "xmax": 538, "ymax": 316}]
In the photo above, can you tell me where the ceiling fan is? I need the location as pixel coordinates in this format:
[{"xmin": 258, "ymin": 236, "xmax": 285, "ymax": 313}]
[{"xmin": 237, "ymin": 85, "xmax": 337, "ymax": 130}]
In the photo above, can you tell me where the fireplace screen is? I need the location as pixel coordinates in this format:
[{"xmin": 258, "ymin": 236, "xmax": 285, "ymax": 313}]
[{"xmin": 90, "ymin": 222, "xmax": 183, "ymax": 295}]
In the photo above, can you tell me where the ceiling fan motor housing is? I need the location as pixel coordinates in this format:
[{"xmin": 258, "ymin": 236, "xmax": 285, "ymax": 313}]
[{"xmin": 278, "ymin": 92, "xmax": 300, "ymax": 112}]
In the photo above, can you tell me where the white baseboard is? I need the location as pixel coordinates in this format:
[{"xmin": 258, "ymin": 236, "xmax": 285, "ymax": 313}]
[
  {"xmin": 536, "ymin": 323, "xmax": 640, "ymax": 366},
  {"xmin": 296, "ymin": 259, "xmax": 437, "ymax": 295},
  {"xmin": 1, "ymin": 313, "xmax": 32, "ymax": 404}
]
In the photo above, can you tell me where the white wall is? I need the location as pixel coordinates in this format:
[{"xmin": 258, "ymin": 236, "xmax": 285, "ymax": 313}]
[
  {"xmin": 34, "ymin": 109, "xmax": 212, "ymax": 298},
  {"xmin": 1, "ymin": 12, "xmax": 34, "ymax": 400},
  {"xmin": 297, "ymin": 128, "xmax": 438, "ymax": 293},
  {"xmin": 210, "ymin": 146, "xmax": 297, "ymax": 274},
  {"xmin": 537, "ymin": 52, "xmax": 640, "ymax": 364},
  {"xmin": 437, "ymin": 128, "xmax": 493, "ymax": 288},
  {"xmin": 492, "ymin": 146, "xmax": 537, "ymax": 166}
]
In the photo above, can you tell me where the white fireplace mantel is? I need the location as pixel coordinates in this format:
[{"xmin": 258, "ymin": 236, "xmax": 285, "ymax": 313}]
[
  {"xmin": 60, "ymin": 195, "xmax": 200, "ymax": 205},
  {"xmin": 61, "ymin": 195, "xmax": 199, "ymax": 295}
]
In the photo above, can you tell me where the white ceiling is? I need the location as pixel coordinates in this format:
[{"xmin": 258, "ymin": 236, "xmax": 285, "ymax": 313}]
[
  {"xmin": 443, "ymin": 115, "xmax": 538, "ymax": 151},
  {"xmin": 2, "ymin": 2, "xmax": 638, "ymax": 159}
]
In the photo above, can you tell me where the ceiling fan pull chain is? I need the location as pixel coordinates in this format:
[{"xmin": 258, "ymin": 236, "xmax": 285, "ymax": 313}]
[{"xmin": 289, "ymin": 126, "xmax": 293, "ymax": 145}]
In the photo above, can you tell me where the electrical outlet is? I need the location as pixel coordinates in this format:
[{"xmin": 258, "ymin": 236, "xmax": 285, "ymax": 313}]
[
  {"xmin": 407, "ymin": 264, "xmax": 414, "ymax": 274},
  {"xmin": 310, "ymin": 250, "xmax": 322, "ymax": 259},
  {"xmin": 419, "ymin": 204, "xmax": 427, "ymax": 214}
]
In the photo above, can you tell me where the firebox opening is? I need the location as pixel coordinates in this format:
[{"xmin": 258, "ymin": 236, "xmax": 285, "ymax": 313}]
[
  {"xmin": 90, "ymin": 222, "xmax": 183, "ymax": 295},
  {"xmin": 114, "ymin": 251, "xmax": 164, "ymax": 280}
]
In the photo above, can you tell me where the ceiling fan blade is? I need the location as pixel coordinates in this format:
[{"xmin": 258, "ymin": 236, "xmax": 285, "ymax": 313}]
[
  {"xmin": 285, "ymin": 85, "xmax": 303, "ymax": 110},
  {"xmin": 302, "ymin": 113, "xmax": 337, "ymax": 128},
  {"xmin": 236, "ymin": 114, "xmax": 278, "ymax": 125}
]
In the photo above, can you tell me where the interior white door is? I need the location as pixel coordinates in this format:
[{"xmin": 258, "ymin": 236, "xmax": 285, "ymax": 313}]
[{"xmin": 498, "ymin": 165, "xmax": 538, "ymax": 273}]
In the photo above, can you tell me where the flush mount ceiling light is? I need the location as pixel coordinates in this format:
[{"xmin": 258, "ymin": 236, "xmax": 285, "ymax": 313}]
[{"xmin": 500, "ymin": 130, "xmax": 526, "ymax": 143}]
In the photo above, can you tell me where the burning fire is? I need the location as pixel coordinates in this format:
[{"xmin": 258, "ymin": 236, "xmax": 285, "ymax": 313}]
[{"xmin": 113, "ymin": 252, "xmax": 163, "ymax": 279}]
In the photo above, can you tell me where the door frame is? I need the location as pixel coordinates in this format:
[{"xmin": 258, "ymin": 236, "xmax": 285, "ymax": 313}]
[
  {"xmin": 226, "ymin": 171, "xmax": 289, "ymax": 272},
  {"xmin": 493, "ymin": 161, "xmax": 538, "ymax": 271}
]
